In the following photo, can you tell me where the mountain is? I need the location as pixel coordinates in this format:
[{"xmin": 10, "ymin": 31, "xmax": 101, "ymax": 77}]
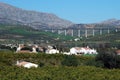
[
  {"xmin": 100, "ymin": 18, "xmax": 120, "ymax": 26},
  {"xmin": 68, "ymin": 19, "xmax": 120, "ymax": 29},
  {"xmin": 1, "ymin": 2, "xmax": 120, "ymax": 31},
  {"xmin": 0, "ymin": 2, "xmax": 73, "ymax": 30}
]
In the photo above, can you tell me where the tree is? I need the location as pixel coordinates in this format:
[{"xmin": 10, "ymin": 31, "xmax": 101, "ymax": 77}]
[
  {"xmin": 61, "ymin": 55, "xmax": 79, "ymax": 67},
  {"xmin": 96, "ymin": 49, "xmax": 117, "ymax": 69}
]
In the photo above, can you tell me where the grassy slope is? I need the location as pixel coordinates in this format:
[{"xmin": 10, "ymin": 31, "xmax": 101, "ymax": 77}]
[{"xmin": 0, "ymin": 24, "xmax": 74, "ymax": 44}]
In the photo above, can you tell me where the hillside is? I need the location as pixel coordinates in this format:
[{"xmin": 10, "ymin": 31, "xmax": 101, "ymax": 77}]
[
  {"xmin": 0, "ymin": 24, "xmax": 74, "ymax": 44},
  {"xmin": 86, "ymin": 31, "xmax": 120, "ymax": 42},
  {"xmin": 0, "ymin": 2, "xmax": 73, "ymax": 30},
  {"xmin": 68, "ymin": 18, "xmax": 120, "ymax": 30},
  {"xmin": 81, "ymin": 30, "xmax": 120, "ymax": 48},
  {"xmin": 0, "ymin": 23, "xmax": 120, "ymax": 48},
  {"xmin": 100, "ymin": 18, "xmax": 120, "ymax": 26},
  {"xmin": 69, "ymin": 23, "xmax": 120, "ymax": 30}
]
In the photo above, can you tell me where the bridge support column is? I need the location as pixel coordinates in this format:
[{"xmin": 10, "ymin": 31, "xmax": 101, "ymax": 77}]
[
  {"xmin": 93, "ymin": 29, "xmax": 95, "ymax": 36},
  {"xmin": 65, "ymin": 30, "xmax": 67, "ymax": 36},
  {"xmin": 52, "ymin": 29, "xmax": 54, "ymax": 33},
  {"xmin": 85, "ymin": 29, "xmax": 88, "ymax": 38},
  {"xmin": 100, "ymin": 29, "xmax": 102, "ymax": 35},
  {"xmin": 71, "ymin": 29, "xmax": 73, "ymax": 36},
  {"xmin": 107, "ymin": 28, "xmax": 110, "ymax": 34},
  {"xmin": 78, "ymin": 30, "xmax": 80, "ymax": 37},
  {"xmin": 115, "ymin": 29, "xmax": 118, "ymax": 32},
  {"xmin": 58, "ymin": 30, "xmax": 60, "ymax": 34}
]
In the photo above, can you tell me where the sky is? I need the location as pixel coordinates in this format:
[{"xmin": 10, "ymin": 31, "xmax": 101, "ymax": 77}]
[{"xmin": 0, "ymin": 0, "xmax": 120, "ymax": 23}]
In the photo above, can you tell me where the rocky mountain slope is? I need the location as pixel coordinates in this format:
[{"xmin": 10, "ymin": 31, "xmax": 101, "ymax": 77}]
[
  {"xmin": 100, "ymin": 18, "xmax": 120, "ymax": 26},
  {"xmin": 69, "ymin": 19, "xmax": 120, "ymax": 29},
  {"xmin": 0, "ymin": 2, "xmax": 73, "ymax": 30},
  {"xmin": 0, "ymin": 2, "xmax": 120, "ymax": 30}
]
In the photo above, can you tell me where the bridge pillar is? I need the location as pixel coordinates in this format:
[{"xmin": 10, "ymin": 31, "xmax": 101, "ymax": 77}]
[
  {"xmin": 107, "ymin": 28, "xmax": 110, "ymax": 34},
  {"xmin": 100, "ymin": 29, "xmax": 102, "ymax": 35},
  {"xmin": 52, "ymin": 29, "xmax": 54, "ymax": 33},
  {"xmin": 93, "ymin": 29, "xmax": 95, "ymax": 36},
  {"xmin": 58, "ymin": 30, "xmax": 60, "ymax": 34},
  {"xmin": 85, "ymin": 29, "xmax": 88, "ymax": 38},
  {"xmin": 65, "ymin": 30, "xmax": 67, "ymax": 36},
  {"xmin": 71, "ymin": 29, "xmax": 73, "ymax": 36},
  {"xmin": 115, "ymin": 29, "xmax": 118, "ymax": 32},
  {"xmin": 78, "ymin": 30, "xmax": 80, "ymax": 37}
]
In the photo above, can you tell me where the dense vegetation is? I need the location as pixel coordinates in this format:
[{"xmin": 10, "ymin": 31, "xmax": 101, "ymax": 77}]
[
  {"xmin": 1, "ymin": 51, "xmax": 120, "ymax": 80},
  {"xmin": 1, "ymin": 65, "xmax": 120, "ymax": 80}
]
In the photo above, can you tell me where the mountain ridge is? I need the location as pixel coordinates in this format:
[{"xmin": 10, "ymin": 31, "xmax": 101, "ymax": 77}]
[
  {"xmin": 0, "ymin": 2, "xmax": 73, "ymax": 29},
  {"xmin": 68, "ymin": 18, "xmax": 120, "ymax": 29},
  {"xmin": 0, "ymin": 2, "xmax": 120, "ymax": 30}
]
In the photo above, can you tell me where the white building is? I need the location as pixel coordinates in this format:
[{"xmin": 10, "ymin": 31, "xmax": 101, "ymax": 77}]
[
  {"xmin": 70, "ymin": 46, "xmax": 97, "ymax": 55},
  {"xmin": 16, "ymin": 61, "xmax": 38, "ymax": 68},
  {"xmin": 16, "ymin": 44, "xmax": 37, "ymax": 53},
  {"xmin": 45, "ymin": 45, "xmax": 59, "ymax": 54},
  {"xmin": 46, "ymin": 49, "xmax": 59, "ymax": 54}
]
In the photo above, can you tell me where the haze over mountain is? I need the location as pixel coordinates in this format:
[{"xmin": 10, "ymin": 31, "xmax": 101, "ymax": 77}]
[{"xmin": 0, "ymin": 2, "xmax": 73, "ymax": 29}]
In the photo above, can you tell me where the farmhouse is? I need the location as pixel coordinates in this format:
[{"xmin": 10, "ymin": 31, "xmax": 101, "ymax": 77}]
[
  {"xmin": 16, "ymin": 44, "xmax": 37, "ymax": 53},
  {"xmin": 70, "ymin": 46, "xmax": 97, "ymax": 55},
  {"xmin": 45, "ymin": 45, "xmax": 59, "ymax": 54},
  {"xmin": 16, "ymin": 60, "xmax": 38, "ymax": 68}
]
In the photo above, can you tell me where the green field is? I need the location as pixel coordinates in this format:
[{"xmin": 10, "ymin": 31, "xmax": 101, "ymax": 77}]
[{"xmin": 0, "ymin": 51, "xmax": 120, "ymax": 80}]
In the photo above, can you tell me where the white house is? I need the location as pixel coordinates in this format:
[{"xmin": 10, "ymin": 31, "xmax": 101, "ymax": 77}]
[
  {"xmin": 70, "ymin": 46, "xmax": 97, "ymax": 55},
  {"xmin": 16, "ymin": 61, "xmax": 38, "ymax": 68},
  {"xmin": 16, "ymin": 44, "xmax": 37, "ymax": 53},
  {"xmin": 74, "ymin": 38, "xmax": 80, "ymax": 41},
  {"xmin": 46, "ymin": 49, "xmax": 59, "ymax": 54},
  {"xmin": 70, "ymin": 47, "xmax": 80, "ymax": 55},
  {"xmin": 45, "ymin": 45, "xmax": 59, "ymax": 54}
]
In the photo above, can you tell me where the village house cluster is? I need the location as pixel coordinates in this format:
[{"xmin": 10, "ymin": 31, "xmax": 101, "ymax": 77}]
[
  {"xmin": 0, "ymin": 44, "xmax": 99, "ymax": 55},
  {"xmin": 1, "ymin": 43, "xmax": 120, "ymax": 68}
]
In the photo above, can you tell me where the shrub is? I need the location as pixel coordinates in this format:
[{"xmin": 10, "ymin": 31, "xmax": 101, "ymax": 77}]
[
  {"xmin": 85, "ymin": 58, "xmax": 104, "ymax": 67},
  {"xmin": 39, "ymin": 62, "xmax": 45, "ymax": 67},
  {"xmin": 96, "ymin": 49, "xmax": 120, "ymax": 69},
  {"xmin": 61, "ymin": 55, "xmax": 79, "ymax": 67}
]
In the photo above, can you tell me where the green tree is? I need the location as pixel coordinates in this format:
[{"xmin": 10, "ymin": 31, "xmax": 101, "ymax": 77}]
[
  {"xmin": 61, "ymin": 55, "xmax": 79, "ymax": 67},
  {"xmin": 96, "ymin": 49, "xmax": 117, "ymax": 69}
]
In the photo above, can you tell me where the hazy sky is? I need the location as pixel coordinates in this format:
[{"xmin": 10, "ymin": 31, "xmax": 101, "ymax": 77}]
[{"xmin": 0, "ymin": 0, "xmax": 120, "ymax": 23}]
